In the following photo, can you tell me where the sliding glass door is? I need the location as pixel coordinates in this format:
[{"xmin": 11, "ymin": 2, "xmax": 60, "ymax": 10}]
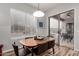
[
  {"xmin": 49, "ymin": 17, "xmax": 59, "ymax": 45},
  {"xmin": 49, "ymin": 9, "xmax": 74, "ymax": 49}
]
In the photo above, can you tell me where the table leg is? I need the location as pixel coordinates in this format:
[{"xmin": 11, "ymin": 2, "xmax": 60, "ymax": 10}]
[{"xmin": 52, "ymin": 47, "xmax": 55, "ymax": 54}]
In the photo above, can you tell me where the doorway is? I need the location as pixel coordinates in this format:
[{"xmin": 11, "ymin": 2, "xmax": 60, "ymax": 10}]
[{"xmin": 48, "ymin": 9, "xmax": 74, "ymax": 49}]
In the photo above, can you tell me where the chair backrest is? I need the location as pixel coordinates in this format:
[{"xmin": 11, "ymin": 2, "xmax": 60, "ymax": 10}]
[{"xmin": 12, "ymin": 42, "xmax": 19, "ymax": 56}]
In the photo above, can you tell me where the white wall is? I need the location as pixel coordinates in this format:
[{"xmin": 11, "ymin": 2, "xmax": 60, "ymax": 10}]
[
  {"xmin": 36, "ymin": 17, "xmax": 48, "ymax": 36},
  {"xmin": 0, "ymin": 3, "xmax": 37, "ymax": 51},
  {"xmin": 45, "ymin": 3, "xmax": 79, "ymax": 51}
]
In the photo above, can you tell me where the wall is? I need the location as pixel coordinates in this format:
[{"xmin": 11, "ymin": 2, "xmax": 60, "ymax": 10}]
[
  {"xmin": 0, "ymin": 3, "xmax": 37, "ymax": 51},
  {"xmin": 45, "ymin": 3, "xmax": 79, "ymax": 51},
  {"xmin": 36, "ymin": 17, "xmax": 48, "ymax": 36}
]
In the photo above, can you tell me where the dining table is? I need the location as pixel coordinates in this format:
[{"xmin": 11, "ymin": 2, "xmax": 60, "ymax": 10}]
[{"xmin": 20, "ymin": 37, "xmax": 55, "ymax": 56}]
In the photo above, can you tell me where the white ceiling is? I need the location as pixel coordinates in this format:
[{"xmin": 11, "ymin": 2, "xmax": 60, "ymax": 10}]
[
  {"xmin": 52, "ymin": 10, "xmax": 74, "ymax": 23},
  {"xmin": 60, "ymin": 10, "xmax": 74, "ymax": 20},
  {"xmin": 26, "ymin": 3, "xmax": 60, "ymax": 12}
]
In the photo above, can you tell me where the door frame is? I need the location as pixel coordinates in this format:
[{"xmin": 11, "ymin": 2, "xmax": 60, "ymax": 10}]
[{"xmin": 48, "ymin": 9, "xmax": 74, "ymax": 49}]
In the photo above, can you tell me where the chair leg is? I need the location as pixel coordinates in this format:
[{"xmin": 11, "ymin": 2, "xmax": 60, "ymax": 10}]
[
  {"xmin": 23, "ymin": 45, "xmax": 24, "ymax": 48},
  {"xmin": 31, "ymin": 47, "xmax": 34, "ymax": 56}
]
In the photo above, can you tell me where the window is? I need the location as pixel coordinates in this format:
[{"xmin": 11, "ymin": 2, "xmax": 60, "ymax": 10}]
[{"xmin": 11, "ymin": 8, "xmax": 36, "ymax": 37}]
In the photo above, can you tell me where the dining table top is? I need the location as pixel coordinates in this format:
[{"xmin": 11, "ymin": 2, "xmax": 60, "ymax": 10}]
[{"xmin": 20, "ymin": 37, "xmax": 55, "ymax": 48}]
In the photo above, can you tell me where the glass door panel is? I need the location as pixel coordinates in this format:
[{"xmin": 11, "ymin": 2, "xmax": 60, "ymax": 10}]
[
  {"xmin": 50, "ymin": 17, "xmax": 59, "ymax": 45},
  {"xmin": 49, "ymin": 9, "xmax": 74, "ymax": 49}
]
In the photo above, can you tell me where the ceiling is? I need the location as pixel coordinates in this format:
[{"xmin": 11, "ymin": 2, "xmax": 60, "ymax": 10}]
[
  {"xmin": 60, "ymin": 10, "xmax": 74, "ymax": 18},
  {"xmin": 52, "ymin": 10, "xmax": 74, "ymax": 23},
  {"xmin": 26, "ymin": 3, "xmax": 60, "ymax": 12}
]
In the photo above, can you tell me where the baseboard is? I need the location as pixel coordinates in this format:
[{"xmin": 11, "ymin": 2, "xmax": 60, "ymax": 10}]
[
  {"xmin": 74, "ymin": 48, "xmax": 79, "ymax": 52},
  {"xmin": 3, "ymin": 47, "xmax": 22, "ymax": 54},
  {"xmin": 3, "ymin": 49, "xmax": 13, "ymax": 54}
]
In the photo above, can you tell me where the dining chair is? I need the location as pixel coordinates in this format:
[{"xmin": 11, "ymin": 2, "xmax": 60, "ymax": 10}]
[
  {"xmin": 0, "ymin": 44, "xmax": 3, "ymax": 56},
  {"xmin": 12, "ymin": 42, "xmax": 31, "ymax": 56}
]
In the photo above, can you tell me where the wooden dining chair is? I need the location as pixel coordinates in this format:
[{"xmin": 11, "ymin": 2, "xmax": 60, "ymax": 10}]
[
  {"xmin": 12, "ymin": 42, "xmax": 31, "ymax": 56},
  {"xmin": 12, "ymin": 43, "xmax": 19, "ymax": 56}
]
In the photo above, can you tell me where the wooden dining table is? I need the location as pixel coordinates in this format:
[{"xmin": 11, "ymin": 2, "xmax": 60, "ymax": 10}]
[{"xmin": 20, "ymin": 37, "xmax": 55, "ymax": 56}]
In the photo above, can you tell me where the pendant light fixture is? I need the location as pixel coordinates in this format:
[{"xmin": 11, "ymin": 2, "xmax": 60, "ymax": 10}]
[{"xmin": 33, "ymin": 3, "xmax": 45, "ymax": 17}]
